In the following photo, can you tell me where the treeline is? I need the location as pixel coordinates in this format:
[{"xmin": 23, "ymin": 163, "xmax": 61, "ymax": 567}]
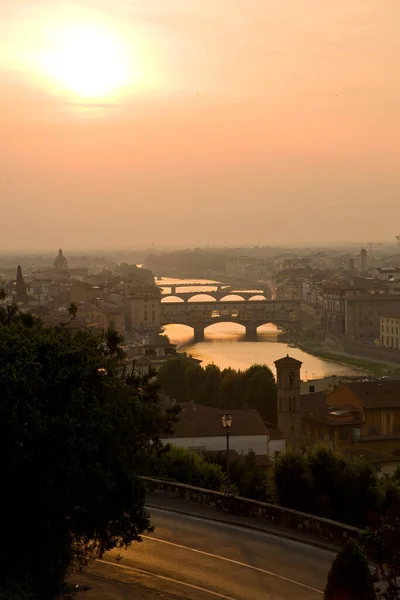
[
  {"xmin": 154, "ymin": 443, "xmax": 400, "ymax": 529},
  {"xmin": 269, "ymin": 446, "xmax": 399, "ymax": 527},
  {"xmin": 144, "ymin": 248, "xmax": 230, "ymax": 275},
  {"xmin": 158, "ymin": 355, "xmax": 277, "ymax": 423}
]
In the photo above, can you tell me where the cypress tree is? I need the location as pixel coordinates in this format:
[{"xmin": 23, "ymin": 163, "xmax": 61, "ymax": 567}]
[
  {"xmin": 16, "ymin": 265, "xmax": 28, "ymax": 303},
  {"xmin": 324, "ymin": 540, "xmax": 375, "ymax": 600}
]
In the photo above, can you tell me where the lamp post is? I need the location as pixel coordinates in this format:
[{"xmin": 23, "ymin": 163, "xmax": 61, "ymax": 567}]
[{"xmin": 222, "ymin": 412, "xmax": 232, "ymax": 496}]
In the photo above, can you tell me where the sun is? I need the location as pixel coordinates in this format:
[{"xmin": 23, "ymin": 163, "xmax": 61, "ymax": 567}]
[{"xmin": 38, "ymin": 22, "xmax": 136, "ymax": 100}]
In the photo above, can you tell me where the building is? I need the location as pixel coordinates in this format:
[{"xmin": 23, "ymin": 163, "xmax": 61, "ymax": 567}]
[
  {"xmin": 301, "ymin": 380, "xmax": 400, "ymax": 470},
  {"xmin": 226, "ymin": 256, "xmax": 268, "ymax": 280},
  {"xmin": 345, "ymin": 295, "xmax": 400, "ymax": 342},
  {"xmin": 127, "ymin": 341, "xmax": 180, "ymax": 374},
  {"xmin": 274, "ymin": 355, "xmax": 303, "ymax": 448},
  {"xmin": 125, "ymin": 272, "xmax": 161, "ymax": 333},
  {"xmin": 380, "ymin": 313, "xmax": 400, "ymax": 348},
  {"xmin": 360, "ymin": 248, "xmax": 367, "ymax": 272},
  {"xmin": 322, "ymin": 278, "xmax": 389, "ymax": 336},
  {"xmin": 54, "ymin": 248, "xmax": 68, "ymax": 271},
  {"xmin": 374, "ymin": 267, "xmax": 400, "ymax": 281},
  {"xmin": 300, "ymin": 375, "xmax": 374, "ymax": 395},
  {"xmin": 161, "ymin": 402, "xmax": 271, "ymax": 457}
]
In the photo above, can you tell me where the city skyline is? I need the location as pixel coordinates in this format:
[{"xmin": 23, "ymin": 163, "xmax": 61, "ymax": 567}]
[{"xmin": 1, "ymin": 0, "xmax": 399, "ymax": 251}]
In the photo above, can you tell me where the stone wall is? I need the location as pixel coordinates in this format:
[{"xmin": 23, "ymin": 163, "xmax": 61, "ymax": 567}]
[{"xmin": 142, "ymin": 477, "xmax": 360, "ymax": 545}]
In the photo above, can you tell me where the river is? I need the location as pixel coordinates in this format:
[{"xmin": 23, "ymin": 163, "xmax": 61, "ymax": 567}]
[{"xmin": 156, "ymin": 277, "xmax": 363, "ymax": 379}]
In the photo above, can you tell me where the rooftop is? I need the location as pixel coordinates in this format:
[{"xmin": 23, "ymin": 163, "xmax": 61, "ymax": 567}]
[
  {"xmin": 301, "ymin": 392, "xmax": 364, "ymax": 426},
  {"xmin": 165, "ymin": 402, "xmax": 269, "ymax": 439},
  {"xmin": 339, "ymin": 380, "xmax": 400, "ymax": 409},
  {"xmin": 381, "ymin": 313, "xmax": 400, "ymax": 320},
  {"xmin": 274, "ymin": 354, "xmax": 303, "ymax": 367}
]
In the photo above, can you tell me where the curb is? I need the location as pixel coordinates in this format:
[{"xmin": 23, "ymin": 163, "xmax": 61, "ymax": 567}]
[{"xmin": 146, "ymin": 503, "xmax": 340, "ymax": 554}]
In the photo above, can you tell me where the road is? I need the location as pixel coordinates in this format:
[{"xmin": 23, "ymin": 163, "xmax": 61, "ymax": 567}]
[{"xmin": 89, "ymin": 507, "xmax": 335, "ymax": 600}]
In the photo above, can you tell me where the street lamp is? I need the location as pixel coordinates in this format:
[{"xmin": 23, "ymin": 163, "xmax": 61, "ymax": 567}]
[{"xmin": 222, "ymin": 412, "xmax": 233, "ymax": 496}]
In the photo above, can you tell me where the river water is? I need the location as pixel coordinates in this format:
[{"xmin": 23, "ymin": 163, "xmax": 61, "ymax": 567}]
[{"xmin": 156, "ymin": 277, "xmax": 362, "ymax": 379}]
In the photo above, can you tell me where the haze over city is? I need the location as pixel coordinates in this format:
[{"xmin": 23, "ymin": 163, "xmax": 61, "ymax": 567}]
[{"xmin": 1, "ymin": 0, "xmax": 399, "ymax": 251}]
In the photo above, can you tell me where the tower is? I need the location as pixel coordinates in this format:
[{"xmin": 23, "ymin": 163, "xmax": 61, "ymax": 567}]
[
  {"xmin": 53, "ymin": 249, "xmax": 68, "ymax": 271},
  {"xmin": 274, "ymin": 354, "xmax": 303, "ymax": 448},
  {"xmin": 16, "ymin": 265, "xmax": 28, "ymax": 304},
  {"xmin": 360, "ymin": 248, "xmax": 367, "ymax": 272}
]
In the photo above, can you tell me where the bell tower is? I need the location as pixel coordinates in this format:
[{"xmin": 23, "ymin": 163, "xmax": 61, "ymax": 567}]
[{"xmin": 274, "ymin": 354, "xmax": 303, "ymax": 448}]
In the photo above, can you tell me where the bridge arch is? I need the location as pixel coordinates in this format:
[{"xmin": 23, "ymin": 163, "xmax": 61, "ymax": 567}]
[
  {"xmin": 187, "ymin": 294, "xmax": 217, "ymax": 302},
  {"xmin": 219, "ymin": 294, "xmax": 246, "ymax": 302},
  {"xmin": 248, "ymin": 294, "xmax": 267, "ymax": 301},
  {"xmin": 161, "ymin": 296, "xmax": 185, "ymax": 303}
]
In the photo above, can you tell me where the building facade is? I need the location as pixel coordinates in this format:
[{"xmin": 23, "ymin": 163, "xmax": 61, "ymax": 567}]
[
  {"xmin": 125, "ymin": 272, "xmax": 161, "ymax": 332},
  {"xmin": 380, "ymin": 314, "xmax": 400, "ymax": 348}
]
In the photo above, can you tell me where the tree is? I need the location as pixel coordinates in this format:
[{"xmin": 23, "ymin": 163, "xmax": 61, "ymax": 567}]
[
  {"xmin": 306, "ymin": 445, "xmax": 380, "ymax": 526},
  {"xmin": 269, "ymin": 448, "xmax": 314, "ymax": 513},
  {"xmin": 324, "ymin": 540, "xmax": 376, "ymax": 600},
  {"xmin": 362, "ymin": 510, "xmax": 400, "ymax": 600},
  {"xmin": 148, "ymin": 444, "xmax": 224, "ymax": 490},
  {"xmin": 16, "ymin": 265, "xmax": 28, "ymax": 304},
  {"xmin": 243, "ymin": 364, "xmax": 277, "ymax": 422},
  {"xmin": 0, "ymin": 314, "xmax": 176, "ymax": 599}
]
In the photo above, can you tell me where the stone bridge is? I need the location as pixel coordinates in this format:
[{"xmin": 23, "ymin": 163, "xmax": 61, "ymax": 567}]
[
  {"xmin": 161, "ymin": 284, "xmax": 268, "ymax": 303},
  {"xmin": 161, "ymin": 299, "xmax": 299, "ymax": 342}
]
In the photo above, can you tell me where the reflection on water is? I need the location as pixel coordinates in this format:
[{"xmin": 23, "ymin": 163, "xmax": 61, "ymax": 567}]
[
  {"xmin": 157, "ymin": 277, "xmax": 363, "ymax": 379},
  {"xmin": 163, "ymin": 322, "xmax": 363, "ymax": 379}
]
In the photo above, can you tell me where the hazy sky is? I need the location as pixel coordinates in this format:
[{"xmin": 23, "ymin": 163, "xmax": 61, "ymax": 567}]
[{"xmin": 1, "ymin": 0, "xmax": 399, "ymax": 251}]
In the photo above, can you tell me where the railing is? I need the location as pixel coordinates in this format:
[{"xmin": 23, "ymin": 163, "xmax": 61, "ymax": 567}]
[{"xmin": 142, "ymin": 476, "xmax": 361, "ymax": 546}]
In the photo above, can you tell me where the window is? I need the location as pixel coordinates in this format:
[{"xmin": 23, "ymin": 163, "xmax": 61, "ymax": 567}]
[
  {"xmin": 340, "ymin": 427, "xmax": 350, "ymax": 441},
  {"xmin": 353, "ymin": 428, "xmax": 361, "ymax": 441},
  {"xmin": 289, "ymin": 396, "xmax": 295, "ymax": 411},
  {"xmin": 309, "ymin": 385, "xmax": 315, "ymax": 393}
]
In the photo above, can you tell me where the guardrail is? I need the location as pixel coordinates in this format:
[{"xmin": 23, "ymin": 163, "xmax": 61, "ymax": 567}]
[{"xmin": 141, "ymin": 476, "xmax": 361, "ymax": 545}]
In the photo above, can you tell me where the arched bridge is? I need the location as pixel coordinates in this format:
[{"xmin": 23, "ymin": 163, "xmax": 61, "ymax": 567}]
[
  {"xmin": 160, "ymin": 284, "xmax": 269, "ymax": 303},
  {"xmin": 161, "ymin": 300, "xmax": 299, "ymax": 342}
]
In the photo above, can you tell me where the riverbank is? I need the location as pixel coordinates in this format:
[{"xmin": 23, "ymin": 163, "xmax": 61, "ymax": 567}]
[{"xmin": 292, "ymin": 339, "xmax": 400, "ymax": 377}]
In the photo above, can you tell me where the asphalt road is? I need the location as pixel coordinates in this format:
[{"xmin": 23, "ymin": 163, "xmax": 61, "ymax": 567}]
[{"xmin": 90, "ymin": 507, "xmax": 335, "ymax": 600}]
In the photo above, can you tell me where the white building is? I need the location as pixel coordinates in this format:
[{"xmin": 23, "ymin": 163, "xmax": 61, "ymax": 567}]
[
  {"xmin": 380, "ymin": 314, "xmax": 400, "ymax": 349},
  {"xmin": 161, "ymin": 402, "xmax": 274, "ymax": 457}
]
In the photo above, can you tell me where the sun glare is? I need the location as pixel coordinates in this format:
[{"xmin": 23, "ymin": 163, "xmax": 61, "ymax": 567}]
[{"xmin": 37, "ymin": 22, "xmax": 138, "ymax": 100}]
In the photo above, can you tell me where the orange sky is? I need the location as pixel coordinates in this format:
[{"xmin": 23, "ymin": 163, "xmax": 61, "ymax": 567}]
[{"xmin": 0, "ymin": 0, "xmax": 399, "ymax": 251}]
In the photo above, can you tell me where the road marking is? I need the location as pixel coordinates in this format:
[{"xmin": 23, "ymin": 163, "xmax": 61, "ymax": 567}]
[
  {"xmin": 148, "ymin": 506, "xmax": 335, "ymax": 557},
  {"xmin": 97, "ymin": 559, "xmax": 236, "ymax": 600},
  {"xmin": 141, "ymin": 534, "xmax": 323, "ymax": 594}
]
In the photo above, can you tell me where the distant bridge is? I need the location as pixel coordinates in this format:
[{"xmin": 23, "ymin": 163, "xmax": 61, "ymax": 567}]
[
  {"xmin": 160, "ymin": 284, "xmax": 269, "ymax": 303},
  {"xmin": 161, "ymin": 299, "xmax": 299, "ymax": 342}
]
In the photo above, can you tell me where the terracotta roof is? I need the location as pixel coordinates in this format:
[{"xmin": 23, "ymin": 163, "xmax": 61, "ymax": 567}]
[
  {"xmin": 344, "ymin": 449, "xmax": 400, "ymax": 465},
  {"xmin": 263, "ymin": 423, "xmax": 285, "ymax": 440},
  {"xmin": 274, "ymin": 354, "xmax": 303, "ymax": 367},
  {"xmin": 301, "ymin": 392, "xmax": 363, "ymax": 426},
  {"xmin": 165, "ymin": 403, "xmax": 269, "ymax": 438},
  {"xmin": 343, "ymin": 380, "xmax": 400, "ymax": 409},
  {"xmin": 381, "ymin": 312, "xmax": 400, "ymax": 320}
]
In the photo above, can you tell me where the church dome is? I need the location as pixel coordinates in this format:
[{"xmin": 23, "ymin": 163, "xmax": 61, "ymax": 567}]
[{"xmin": 54, "ymin": 248, "xmax": 68, "ymax": 270}]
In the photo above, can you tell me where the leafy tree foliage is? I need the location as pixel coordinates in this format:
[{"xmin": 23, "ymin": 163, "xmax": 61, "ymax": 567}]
[
  {"xmin": 324, "ymin": 540, "xmax": 376, "ymax": 600},
  {"xmin": 270, "ymin": 445, "xmax": 382, "ymax": 526},
  {"xmin": 207, "ymin": 449, "xmax": 270, "ymax": 501},
  {"xmin": 148, "ymin": 444, "xmax": 224, "ymax": 490},
  {"xmin": 158, "ymin": 355, "xmax": 277, "ymax": 421},
  {"xmin": 362, "ymin": 509, "xmax": 400, "ymax": 600},
  {"xmin": 0, "ymin": 313, "xmax": 176, "ymax": 599},
  {"xmin": 269, "ymin": 448, "xmax": 314, "ymax": 513}
]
